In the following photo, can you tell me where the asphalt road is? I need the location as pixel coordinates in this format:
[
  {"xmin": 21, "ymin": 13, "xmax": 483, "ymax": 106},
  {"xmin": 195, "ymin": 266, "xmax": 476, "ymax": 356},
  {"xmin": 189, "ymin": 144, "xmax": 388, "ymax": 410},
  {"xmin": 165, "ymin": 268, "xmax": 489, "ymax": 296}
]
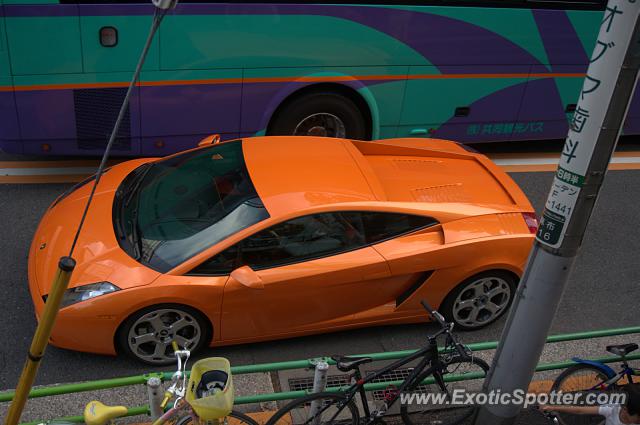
[{"xmin": 0, "ymin": 170, "xmax": 639, "ymax": 388}]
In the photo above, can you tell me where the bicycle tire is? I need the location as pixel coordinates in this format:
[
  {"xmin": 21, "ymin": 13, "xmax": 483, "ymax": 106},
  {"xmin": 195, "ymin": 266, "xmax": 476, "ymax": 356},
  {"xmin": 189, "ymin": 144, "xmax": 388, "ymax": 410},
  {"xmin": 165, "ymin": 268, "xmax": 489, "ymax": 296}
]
[
  {"xmin": 551, "ymin": 364, "xmax": 611, "ymax": 425},
  {"xmin": 175, "ymin": 410, "xmax": 260, "ymax": 425},
  {"xmin": 400, "ymin": 356, "xmax": 490, "ymax": 425},
  {"xmin": 551, "ymin": 364, "xmax": 614, "ymax": 392},
  {"xmin": 265, "ymin": 392, "xmax": 359, "ymax": 425}
]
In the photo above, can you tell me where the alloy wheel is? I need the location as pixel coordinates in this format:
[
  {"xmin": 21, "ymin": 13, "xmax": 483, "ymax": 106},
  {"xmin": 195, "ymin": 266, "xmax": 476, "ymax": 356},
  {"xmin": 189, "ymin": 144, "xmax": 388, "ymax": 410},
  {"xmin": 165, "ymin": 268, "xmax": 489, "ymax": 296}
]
[
  {"xmin": 127, "ymin": 308, "xmax": 202, "ymax": 364},
  {"xmin": 452, "ymin": 277, "xmax": 512, "ymax": 328}
]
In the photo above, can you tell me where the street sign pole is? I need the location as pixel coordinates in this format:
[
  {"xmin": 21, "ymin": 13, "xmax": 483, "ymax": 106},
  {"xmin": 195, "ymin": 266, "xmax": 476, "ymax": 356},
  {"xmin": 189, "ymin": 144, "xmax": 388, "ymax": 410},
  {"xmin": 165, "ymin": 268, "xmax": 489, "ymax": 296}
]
[
  {"xmin": 3, "ymin": 6, "xmax": 172, "ymax": 424},
  {"xmin": 474, "ymin": 0, "xmax": 640, "ymax": 423}
]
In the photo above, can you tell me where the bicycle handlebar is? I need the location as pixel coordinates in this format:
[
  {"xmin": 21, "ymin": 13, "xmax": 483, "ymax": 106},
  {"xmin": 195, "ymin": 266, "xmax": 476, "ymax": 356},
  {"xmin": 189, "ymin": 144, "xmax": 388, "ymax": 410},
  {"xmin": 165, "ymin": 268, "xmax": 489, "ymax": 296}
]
[
  {"xmin": 161, "ymin": 341, "xmax": 191, "ymax": 410},
  {"xmin": 421, "ymin": 300, "xmax": 447, "ymax": 327},
  {"xmin": 420, "ymin": 300, "xmax": 468, "ymax": 358}
]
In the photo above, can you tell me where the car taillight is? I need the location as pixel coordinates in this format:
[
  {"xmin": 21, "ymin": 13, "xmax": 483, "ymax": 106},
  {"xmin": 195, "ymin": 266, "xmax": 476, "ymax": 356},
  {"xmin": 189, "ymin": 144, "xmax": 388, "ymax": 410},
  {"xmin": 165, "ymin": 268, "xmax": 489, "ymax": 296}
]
[{"xmin": 522, "ymin": 212, "xmax": 539, "ymax": 234}]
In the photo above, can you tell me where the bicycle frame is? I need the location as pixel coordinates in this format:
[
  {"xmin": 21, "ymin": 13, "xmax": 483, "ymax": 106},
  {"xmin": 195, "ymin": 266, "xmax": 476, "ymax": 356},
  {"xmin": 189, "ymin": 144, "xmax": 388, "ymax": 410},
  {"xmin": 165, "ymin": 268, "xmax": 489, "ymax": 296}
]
[
  {"xmin": 323, "ymin": 334, "xmax": 455, "ymax": 424},
  {"xmin": 304, "ymin": 302, "xmax": 474, "ymax": 425},
  {"xmin": 152, "ymin": 399, "xmax": 193, "ymax": 425},
  {"xmin": 573, "ymin": 357, "xmax": 640, "ymax": 390},
  {"xmin": 599, "ymin": 364, "xmax": 640, "ymax": 389}
]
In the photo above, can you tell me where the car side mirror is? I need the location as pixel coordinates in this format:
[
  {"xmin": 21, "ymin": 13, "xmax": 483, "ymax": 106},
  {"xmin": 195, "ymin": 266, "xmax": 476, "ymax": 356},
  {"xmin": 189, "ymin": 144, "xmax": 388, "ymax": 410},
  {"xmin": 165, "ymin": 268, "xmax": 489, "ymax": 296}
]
[
  {"xmin": 230, "ymin": 265, "xmax": 264, "ymax": 289},
  {"xmin": 198, "ymin": 134, "xmax": 221, "ymax": 147}
]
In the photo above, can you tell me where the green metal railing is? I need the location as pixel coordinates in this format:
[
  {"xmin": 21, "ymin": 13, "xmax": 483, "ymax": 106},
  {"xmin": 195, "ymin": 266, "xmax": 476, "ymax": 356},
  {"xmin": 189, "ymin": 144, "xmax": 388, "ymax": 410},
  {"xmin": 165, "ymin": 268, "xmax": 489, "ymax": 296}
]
[{"xmin": 2, "ymin": 325, "xmax": 638, "ymax": 424}]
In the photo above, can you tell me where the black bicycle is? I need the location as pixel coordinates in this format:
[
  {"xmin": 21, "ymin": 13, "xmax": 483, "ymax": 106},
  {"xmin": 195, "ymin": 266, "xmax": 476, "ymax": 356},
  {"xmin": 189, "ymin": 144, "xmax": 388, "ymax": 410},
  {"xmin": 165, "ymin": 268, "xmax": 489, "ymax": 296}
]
[{"xmin": 265, "ymin": 300, "xmax": 489, "ymax": 425}]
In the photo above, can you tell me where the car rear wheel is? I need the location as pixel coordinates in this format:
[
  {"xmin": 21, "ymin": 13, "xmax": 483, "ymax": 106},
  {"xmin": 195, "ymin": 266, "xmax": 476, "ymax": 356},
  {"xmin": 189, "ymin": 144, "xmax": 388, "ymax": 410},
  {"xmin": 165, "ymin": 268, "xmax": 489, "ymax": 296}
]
[
  {"xmin": 117, "ymin": 304, "xmax": 211, "ymax": 365},
  {"xmin": 267, "ymin": 92, "xmax": 369, "ymax": 140},
  {"xmin": 440, "ymin": 271, "xmax": 517, "ymax": 330}
]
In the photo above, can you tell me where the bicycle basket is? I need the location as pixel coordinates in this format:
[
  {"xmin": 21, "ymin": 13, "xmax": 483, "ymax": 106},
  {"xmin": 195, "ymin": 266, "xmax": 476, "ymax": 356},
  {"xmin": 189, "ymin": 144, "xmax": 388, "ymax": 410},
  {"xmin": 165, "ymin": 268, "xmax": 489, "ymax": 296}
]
[{"xmin": 186, "ymin": 357, "xmax": 234, "ymax": 420}]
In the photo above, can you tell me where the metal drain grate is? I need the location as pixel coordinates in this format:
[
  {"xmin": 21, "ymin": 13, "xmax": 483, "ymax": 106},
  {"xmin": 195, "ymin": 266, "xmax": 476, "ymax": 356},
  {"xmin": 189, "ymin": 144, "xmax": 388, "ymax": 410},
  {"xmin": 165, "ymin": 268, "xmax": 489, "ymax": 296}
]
[
  {"xmin": 287, "ymin": 369, "xmax": 430, "ymax": 402},
  {"xmin": 368, "ymin": 368, "xmax": 430, "ymax": 401},
  {"xmin": 288, "ymin": 375, "xmax": 350, "ymax": 392}
]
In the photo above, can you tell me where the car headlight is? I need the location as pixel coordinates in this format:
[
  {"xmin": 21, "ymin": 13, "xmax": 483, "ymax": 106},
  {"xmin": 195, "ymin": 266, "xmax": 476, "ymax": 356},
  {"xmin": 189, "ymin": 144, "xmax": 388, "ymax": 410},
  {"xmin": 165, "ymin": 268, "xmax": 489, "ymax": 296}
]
[{"xmin": 43, "ymin": 282, "xmax": 120, "ymax": 308}]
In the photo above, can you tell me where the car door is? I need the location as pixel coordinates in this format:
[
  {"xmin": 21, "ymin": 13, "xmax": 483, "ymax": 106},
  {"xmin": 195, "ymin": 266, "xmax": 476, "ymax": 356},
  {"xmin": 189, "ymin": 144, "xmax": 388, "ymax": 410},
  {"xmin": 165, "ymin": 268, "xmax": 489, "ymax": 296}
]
[{"xmin": 217, "ymin": 212, "xmax": 394, "ymax": 341}]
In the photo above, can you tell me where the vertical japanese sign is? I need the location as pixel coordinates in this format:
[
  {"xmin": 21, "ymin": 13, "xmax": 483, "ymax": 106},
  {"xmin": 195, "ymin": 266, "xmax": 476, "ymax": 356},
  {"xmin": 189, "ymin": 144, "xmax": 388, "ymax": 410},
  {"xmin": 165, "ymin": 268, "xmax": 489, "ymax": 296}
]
[{"xmin": 537, "ymin": 0, "xmax": 640, "ymax": 247}]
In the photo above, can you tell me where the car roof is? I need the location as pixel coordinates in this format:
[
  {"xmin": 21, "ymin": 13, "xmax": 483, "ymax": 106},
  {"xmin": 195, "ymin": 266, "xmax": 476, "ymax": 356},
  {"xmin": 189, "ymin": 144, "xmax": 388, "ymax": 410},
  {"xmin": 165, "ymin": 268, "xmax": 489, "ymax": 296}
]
[{"xmin": 243, "ymin": 137, "xmax": 379, "ymax": 218}]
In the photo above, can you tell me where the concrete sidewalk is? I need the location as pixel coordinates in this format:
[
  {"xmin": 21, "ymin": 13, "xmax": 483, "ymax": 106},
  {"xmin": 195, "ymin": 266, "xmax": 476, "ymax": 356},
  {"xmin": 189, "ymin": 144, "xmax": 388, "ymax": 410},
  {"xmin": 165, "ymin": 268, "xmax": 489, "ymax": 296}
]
[{"xmin": 2, "ymin": 332, "xmax": 638, "ymax": 424}]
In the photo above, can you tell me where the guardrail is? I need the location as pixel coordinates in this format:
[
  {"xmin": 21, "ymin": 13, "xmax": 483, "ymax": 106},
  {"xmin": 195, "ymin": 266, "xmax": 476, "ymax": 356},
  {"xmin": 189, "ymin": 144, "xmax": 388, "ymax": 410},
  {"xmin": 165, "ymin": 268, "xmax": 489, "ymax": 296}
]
[{"xmin": 2, "ymin": 325, "xmax": 639, "ymax": 424}]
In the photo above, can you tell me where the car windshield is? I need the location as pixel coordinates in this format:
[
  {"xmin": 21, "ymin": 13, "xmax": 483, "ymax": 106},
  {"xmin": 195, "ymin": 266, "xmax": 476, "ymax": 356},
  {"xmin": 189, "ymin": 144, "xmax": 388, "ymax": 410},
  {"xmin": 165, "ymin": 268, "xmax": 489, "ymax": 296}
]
[{"xmin": 114, "ymin": 140, "xmax": 269, "ymax": 273}]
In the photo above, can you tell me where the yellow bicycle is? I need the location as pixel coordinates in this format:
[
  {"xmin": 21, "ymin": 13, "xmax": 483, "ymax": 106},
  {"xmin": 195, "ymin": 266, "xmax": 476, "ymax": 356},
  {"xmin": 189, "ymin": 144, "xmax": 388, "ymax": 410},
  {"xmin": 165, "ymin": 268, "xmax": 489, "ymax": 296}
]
[{"xmin": 83, "ymin": 343, "xmax": 258, "ymax": 425}]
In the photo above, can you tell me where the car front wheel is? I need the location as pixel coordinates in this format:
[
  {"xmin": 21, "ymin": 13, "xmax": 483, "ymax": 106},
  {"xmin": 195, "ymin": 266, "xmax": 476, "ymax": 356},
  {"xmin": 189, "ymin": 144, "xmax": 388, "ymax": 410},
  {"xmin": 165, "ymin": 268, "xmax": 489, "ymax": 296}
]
[{"xmin": 117, "ymin": 304, "xmax": 211, "ymax": 365}]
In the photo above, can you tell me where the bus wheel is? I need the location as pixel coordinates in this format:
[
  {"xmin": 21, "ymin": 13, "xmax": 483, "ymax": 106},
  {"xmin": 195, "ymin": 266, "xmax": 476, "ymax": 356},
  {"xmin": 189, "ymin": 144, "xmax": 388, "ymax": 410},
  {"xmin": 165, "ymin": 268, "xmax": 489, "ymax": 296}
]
[{"xmin": 268, "ymin": 92, "xmax": 369, "ymax": 140}]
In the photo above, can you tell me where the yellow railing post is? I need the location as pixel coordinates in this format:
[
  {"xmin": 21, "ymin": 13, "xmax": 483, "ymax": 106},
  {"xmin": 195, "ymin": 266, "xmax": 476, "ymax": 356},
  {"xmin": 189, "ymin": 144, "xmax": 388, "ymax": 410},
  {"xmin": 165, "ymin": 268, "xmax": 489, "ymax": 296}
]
[{"xmin": 4, "ymin": 256, "xmax": 75, "ymax": 425}]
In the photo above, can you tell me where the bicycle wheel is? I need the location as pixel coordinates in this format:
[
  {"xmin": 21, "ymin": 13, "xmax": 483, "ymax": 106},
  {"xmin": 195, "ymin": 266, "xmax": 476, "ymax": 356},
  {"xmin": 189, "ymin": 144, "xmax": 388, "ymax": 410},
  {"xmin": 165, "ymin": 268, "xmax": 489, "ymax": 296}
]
[
  {"xmin": 265, "ymin": 392, "xmax": 359, "ymax": 425},
  {"xmin": 551, "ymin": 364, "xmax": 612, "ymax": 425},
  {"xmin": 552, "ymin": 364, "xmax": 613, "ymax": 393},
  {"xmin": 175, "ymin": 410, "xmax": 260, "ymax": 425},
  {"xmin": 400, "ymin": 356, "xmax": 490, "ymax": 425}
]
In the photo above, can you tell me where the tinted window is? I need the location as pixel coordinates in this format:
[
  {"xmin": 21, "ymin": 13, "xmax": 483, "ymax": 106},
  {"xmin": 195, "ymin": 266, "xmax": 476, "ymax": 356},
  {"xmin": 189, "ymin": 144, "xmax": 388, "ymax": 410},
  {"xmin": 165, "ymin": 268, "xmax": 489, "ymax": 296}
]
[
  {"xmin": 189, "ymin": 213, "xmax": 364, "ymax": 274},
  {"xmin": 358, "ymin": 212, "xmax": 438, "ymax": 244},
  {"xmin": 189, "ymin": 211, "xmax": 437, "ymax": 275},
  {"xmin": 239, "ymin": 213, "xmax": 366, "ymax": 270},
  {"xmin": 190, "ymin": 245, "xmax": 240, "ymax": 276},
  {"xmin": 114, "ymin": 140, "xmax": 269, "ymax": 273}
]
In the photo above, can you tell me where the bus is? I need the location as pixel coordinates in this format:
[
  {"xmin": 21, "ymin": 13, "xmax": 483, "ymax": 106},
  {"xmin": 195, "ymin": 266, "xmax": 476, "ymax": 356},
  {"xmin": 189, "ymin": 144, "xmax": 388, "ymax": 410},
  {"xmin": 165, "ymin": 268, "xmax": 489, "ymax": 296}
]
[{"xmin": 0, "ymin": 0, "xmax": 634, "ymax": 156}]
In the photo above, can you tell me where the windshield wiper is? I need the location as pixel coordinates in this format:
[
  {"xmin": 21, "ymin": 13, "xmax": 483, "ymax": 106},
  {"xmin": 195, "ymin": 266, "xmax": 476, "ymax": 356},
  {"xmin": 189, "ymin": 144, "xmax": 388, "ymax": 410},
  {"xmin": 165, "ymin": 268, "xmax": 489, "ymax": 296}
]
[
  {"xmin": 117, "ymin": 164, "xmax": 152, "ymax": 260},
  {"xmin": 123, "ymin": 163, "xmax": 153, "ymax": 207},
  {"xmin": 126, "ymin": 216, "xmax": 142, "ymax": 260}
]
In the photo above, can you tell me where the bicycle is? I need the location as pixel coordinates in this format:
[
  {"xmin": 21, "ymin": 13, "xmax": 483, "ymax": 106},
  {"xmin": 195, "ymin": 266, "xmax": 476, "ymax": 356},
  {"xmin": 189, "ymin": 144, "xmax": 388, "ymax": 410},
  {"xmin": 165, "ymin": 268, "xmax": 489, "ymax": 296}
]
[
  {"xmin": 265, "ymin": 300, "xmax": 489, "ymax": 425},
  {"xmin": 550, "ymin": 342, "xmax": 639, "ymax": 425},
  {"xmin": 82, "ymin": 342, "xmax": 258, "ymax": 425}
]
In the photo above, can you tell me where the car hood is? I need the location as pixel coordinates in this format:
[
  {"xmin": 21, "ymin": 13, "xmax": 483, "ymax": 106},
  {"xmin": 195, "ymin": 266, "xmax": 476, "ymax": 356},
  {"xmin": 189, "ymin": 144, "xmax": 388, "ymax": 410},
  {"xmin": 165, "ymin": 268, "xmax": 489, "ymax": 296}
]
[{"xmin": 30, "ymin": 159, "xmax": 160, "ymax": 296}]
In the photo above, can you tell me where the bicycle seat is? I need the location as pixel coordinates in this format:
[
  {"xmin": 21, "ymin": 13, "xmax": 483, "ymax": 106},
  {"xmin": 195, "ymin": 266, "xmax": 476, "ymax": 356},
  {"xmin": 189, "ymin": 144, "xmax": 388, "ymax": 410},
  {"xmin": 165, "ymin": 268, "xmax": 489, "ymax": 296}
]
[
  {"xmin": 606, "ymin": 343, "xmax": 639, "ymax": 357},
  {"xmin": 84, "ymin": 400, "xmax": 128, "ymax": 425},
  {"xmin": 331, "ymin": 355, "xmax": 373, "ymax": 372}
]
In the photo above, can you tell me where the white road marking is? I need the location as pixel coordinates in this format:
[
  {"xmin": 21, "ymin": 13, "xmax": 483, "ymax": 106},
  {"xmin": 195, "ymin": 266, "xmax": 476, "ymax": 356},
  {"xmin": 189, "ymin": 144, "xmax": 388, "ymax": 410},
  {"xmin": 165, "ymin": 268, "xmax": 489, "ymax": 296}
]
[
  {"xmin": 0, "ymin": 167, "xmax": 97, "ymax": 176},
  {"xmin": 2, "ymin": 153, "xmax": 640, "ymax": 181}
]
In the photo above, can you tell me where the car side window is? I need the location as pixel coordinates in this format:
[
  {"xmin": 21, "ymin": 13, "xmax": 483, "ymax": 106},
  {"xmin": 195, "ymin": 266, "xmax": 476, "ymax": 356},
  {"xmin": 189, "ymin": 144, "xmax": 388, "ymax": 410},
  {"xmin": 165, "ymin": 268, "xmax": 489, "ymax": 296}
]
[
  {"xmin": 239, "ymin": 213, "xmax": 367, "ymax": 270},
  {"xmin": 188, "ymin": 245, "xmax": 239, "ymax": 276},
  {"xmin": 188, "ymin": 211, "xmax": 437, "ymax": 275},
  {"xmin": 358, "ymin": 212, "xmax": 438, "ymax": 244}
]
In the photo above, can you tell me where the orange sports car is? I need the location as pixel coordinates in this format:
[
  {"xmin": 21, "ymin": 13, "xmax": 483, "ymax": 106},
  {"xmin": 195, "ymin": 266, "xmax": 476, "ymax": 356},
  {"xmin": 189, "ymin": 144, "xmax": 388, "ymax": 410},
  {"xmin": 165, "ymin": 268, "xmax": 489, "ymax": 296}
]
[{"xmin": 29, "ymin": 136, "xmax": 537, "ymax": 364}]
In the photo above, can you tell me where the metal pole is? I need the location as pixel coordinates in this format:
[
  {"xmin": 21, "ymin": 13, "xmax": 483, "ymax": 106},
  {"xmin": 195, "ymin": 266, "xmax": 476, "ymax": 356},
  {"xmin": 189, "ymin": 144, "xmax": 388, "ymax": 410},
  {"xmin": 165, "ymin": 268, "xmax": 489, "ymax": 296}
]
[
  {"xmin": 147, "ymin": 377, "xmax": 164, "ymax": 420},
  {"xmin": 308, "ymin": 360, "xmax": 329, "ymax": 425},
  {"xmin": 4, "ymin": 257, "xmax": 76, "ymax": 425},
  {"xmin": 4, "ymin": 10, "xmax": 166, "ymax": 425},
  {"xmin": 475, "ymin": 0, "xmax": 640, "ymax": 423}
]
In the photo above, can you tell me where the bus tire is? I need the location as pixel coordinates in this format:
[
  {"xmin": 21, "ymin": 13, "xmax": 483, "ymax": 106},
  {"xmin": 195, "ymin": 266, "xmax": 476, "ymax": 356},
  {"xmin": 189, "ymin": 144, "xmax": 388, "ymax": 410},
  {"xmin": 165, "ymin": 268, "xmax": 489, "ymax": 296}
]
[{"xmin": 268, "ymin": 92, "xmax": 369, "ymax": 140}]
